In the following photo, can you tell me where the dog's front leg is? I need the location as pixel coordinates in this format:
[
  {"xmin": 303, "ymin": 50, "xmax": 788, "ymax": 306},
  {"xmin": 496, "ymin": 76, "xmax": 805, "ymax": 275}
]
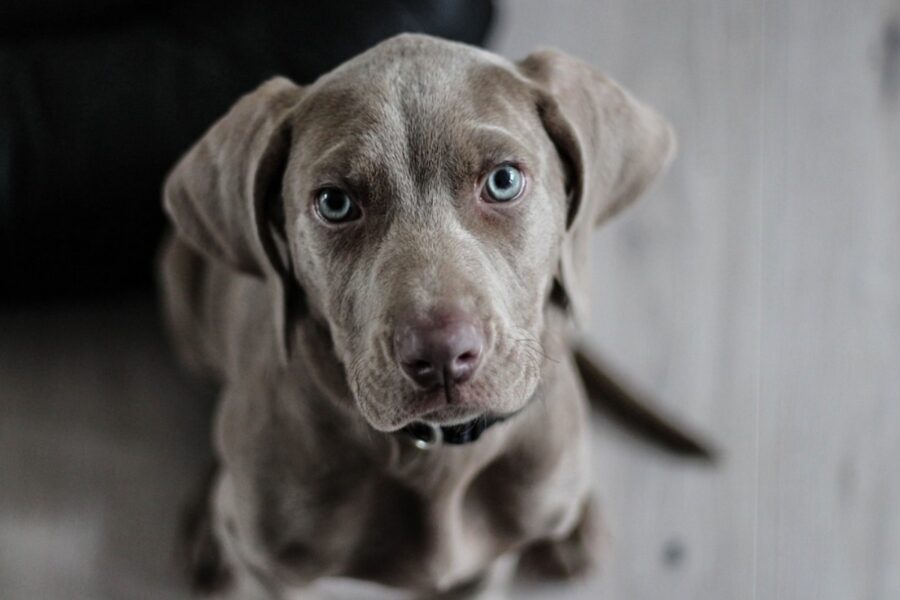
[
  {"xmin": 183, "ymin": 469, "xmax": 324, "ymax": 600},
  {"xmin": 518, "ymin": 494, "xmax": 602, "ymax": 580},
  {"xmin": 417, "ymin": 553, "xmax": 518, "ymax": 600},
  {"xmin": 180, "ymin": 467, "xmax": 264, "ymax": 600}
]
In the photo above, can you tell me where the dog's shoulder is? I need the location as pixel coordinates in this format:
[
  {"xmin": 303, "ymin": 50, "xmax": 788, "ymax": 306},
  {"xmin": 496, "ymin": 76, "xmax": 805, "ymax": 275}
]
[{"xmin": 158, "ymin": 232, "xmax": 281, "ymax": 382}]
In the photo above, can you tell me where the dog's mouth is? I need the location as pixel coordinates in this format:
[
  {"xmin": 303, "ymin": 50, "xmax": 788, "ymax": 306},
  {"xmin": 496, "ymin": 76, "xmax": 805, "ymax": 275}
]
[
  {"xmin": 417, "ymin": 401, "xmax": 486, "ymax": 426},
  {"xmin": 379, "ymin": 377, "xmax": 489, "ymax": 427},
  {"xmin": 402, "ymin": 378, "xmax": 504, "ymax": 426}
]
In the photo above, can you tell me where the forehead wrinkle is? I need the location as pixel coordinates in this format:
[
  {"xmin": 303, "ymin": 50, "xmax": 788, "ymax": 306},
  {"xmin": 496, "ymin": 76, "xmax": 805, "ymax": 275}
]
[
  {"xmin": 472, "ymin": 91, "xmax": 545, "ymax": 144},
  {"xmin": 467, "ymin": 125, "xmax": 535, "ymax": 161},
  {"xmin": 304, "ymin": 108, "xmax": 409, "ymax": 199},
  {"xmin": 462, "ymin": 63, "xmax": 542, "ymax": 131},
  {"xmin": 398, "ymin": 92, "xmax": 452, "ymax": 200},
  {"xmin": 470, "ymin": 123, "xmax": 518, "ymax": 139},
  {"xmin": 307, "ymin": 142, "xmax": 350, "ymax": 177},
  {"xmin": 374, "ymin": 94, "xmax": 425, "ymax": 215}
]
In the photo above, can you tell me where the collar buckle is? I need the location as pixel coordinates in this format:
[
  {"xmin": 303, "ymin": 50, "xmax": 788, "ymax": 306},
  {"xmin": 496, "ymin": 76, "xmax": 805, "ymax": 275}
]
[{"xmin": 405, "ymin": 422, "xmax": 443, "ymax": 450}]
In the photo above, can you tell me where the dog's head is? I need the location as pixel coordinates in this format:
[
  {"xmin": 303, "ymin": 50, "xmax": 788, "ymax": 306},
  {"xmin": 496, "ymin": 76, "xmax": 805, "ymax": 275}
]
[{"xmin": 164, "ymin": 34, "xmax": 673, "ymax": 431}]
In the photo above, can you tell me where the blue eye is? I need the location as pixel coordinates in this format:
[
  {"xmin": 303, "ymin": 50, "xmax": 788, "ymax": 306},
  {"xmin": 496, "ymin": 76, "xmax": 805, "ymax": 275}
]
[
  {"xmin": 484, "ymin": 165, "xmax": 524, "ymax": 202},
  {"xmin": 315, "ymin": 188, "xmax": 360, "ymax": 223}
]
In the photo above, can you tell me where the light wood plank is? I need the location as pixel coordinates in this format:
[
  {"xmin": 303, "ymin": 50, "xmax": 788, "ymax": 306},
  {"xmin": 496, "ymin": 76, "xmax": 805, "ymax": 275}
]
[
  {"xmin": 495, "ymin": 2, "xmax": 766, "ymax": 598},
  {"xmin": 493, "ymin": 1, "xmax": 900, "ymax": 599}
]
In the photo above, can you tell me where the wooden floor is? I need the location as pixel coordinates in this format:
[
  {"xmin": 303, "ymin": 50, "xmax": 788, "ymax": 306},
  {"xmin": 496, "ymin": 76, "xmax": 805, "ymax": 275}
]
[
  {"xmin": 494, "ymin": 1, "xmax": 900, "ymax": 598},
  {"xmin": 2, "ymin": 1, "xmax": 899, "ymax": 599}
]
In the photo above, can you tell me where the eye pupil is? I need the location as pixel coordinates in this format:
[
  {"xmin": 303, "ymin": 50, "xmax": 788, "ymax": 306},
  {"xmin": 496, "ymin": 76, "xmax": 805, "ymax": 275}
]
[
  {"xmin": 324, "ymin": 192, "xmax": 347, "ymax": 213},
  {"xmin": 316, "ymin": 188, "xmax": 357, "ymax": 223},
  {"xmin": 485, "ymin": 165, "xmax": 524, "ymax": 202},
  {"xmin": 493, "ymin": 168, "xmax": 514, "ymax": 189}
]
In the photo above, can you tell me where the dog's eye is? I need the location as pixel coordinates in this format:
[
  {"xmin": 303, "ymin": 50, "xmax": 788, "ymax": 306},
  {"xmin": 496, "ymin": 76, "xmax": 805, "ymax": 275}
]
[
  {"xmin": 315, "ymin": 187, "xmax": 360, "ymax": 224},
  {"xmin": 483, "ymin": 165, "xmax": 524, "ymax": 203}
]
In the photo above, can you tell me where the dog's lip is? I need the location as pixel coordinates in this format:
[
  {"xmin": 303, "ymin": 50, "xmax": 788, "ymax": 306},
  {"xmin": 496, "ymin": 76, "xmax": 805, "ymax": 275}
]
[
  {"xmin": 404, "ymin": 384, "xmax": 487, "ymax": 424},
  {"xmin": 368, "ymin": 394, "xmax": 484, "ymax": 432},
  {"xmin": 416, "ymin": 404, "xmax": 485, "ymax": 426}
]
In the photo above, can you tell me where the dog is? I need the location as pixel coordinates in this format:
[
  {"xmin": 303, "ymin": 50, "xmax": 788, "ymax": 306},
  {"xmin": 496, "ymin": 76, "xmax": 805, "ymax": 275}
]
[{"xmin": 159, "ymin": 33, "xmax": 674, "ymax": 599}]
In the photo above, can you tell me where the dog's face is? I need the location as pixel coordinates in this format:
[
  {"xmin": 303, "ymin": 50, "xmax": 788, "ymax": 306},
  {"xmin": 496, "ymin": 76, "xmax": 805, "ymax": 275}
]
[
  {"xmin": 163, "ymin": 34, "xmax": 674, "ymax": 432},
  {"xmin": 280, "ymin": 43, "xmax": 567, "ymax": 430}
]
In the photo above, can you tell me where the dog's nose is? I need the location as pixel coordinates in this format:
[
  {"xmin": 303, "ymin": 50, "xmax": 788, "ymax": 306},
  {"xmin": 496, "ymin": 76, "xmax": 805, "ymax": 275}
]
[{"xmin": 394, "ymin": 317, "xmax": 484, "ymax": 390}]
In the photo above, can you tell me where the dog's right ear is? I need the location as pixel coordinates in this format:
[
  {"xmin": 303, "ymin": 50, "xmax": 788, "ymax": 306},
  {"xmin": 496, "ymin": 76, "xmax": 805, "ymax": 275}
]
[
  {"xmin": 163, "ymin": 77, "xmax": 303, "ymax": 364},
  {"xmin": 517, "ymin": 50, "xmax": 675, "ymax": 325}
]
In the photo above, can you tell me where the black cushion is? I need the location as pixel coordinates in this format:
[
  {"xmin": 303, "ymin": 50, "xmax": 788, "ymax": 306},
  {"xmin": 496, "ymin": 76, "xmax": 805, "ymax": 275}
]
[{"xmin": 0, "ymin": 0, "xmax": 494, "ymax": 301}]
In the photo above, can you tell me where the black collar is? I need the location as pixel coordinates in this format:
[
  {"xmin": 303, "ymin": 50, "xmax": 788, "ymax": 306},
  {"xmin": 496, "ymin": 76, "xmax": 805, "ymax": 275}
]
[
  {"xmin": 400, "ymin": 412, "xmax": 515, "ymax": 449},
  {"xmin": 398, "ymin": 388, "xmax": 542, "ymax": 449}
]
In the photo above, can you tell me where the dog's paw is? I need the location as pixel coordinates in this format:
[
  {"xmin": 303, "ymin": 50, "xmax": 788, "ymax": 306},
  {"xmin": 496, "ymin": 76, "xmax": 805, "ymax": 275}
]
[
  {"xmin": 184, "ymin": 513, "xmax": 233, "ymax": 594},
  {"xmin": 180, "ymin": 466, "xmax": 233, "ymax": 595},
  {"xmin": 519, "ymin": 498, "xmax": 602, "ymax": 580}
]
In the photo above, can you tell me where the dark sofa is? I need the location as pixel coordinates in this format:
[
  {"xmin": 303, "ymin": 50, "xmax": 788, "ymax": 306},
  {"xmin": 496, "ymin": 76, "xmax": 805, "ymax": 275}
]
[{"xmin": 0, "ymin": 0, "xmax": 493, "ymax": 301}]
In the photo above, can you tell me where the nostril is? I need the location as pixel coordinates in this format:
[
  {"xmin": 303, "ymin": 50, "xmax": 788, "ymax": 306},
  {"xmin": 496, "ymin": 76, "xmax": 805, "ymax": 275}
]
[
  {"xmin": 408, "ymin": 360, "xmax": 433, "ymax": 373},
  {"xmin": 455, "ymin": 350, "xmax": 479, "ymax": 366},
  {"xmin": 447, "ymin": 348, "xmax": 481, "ymax": 384},
  {"xmin": 458, "ymin": 350, "xmax": 477, "ymax": 361}
]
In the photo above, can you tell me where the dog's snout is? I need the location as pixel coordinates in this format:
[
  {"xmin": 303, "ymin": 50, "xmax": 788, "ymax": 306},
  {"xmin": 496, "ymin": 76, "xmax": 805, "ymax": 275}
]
[{"xmin": 394, "ymin": 316, "xmax": 484, "ymax": 391}]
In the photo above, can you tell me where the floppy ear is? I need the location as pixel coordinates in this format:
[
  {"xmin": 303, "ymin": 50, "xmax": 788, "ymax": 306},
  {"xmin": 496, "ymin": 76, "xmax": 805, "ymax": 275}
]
[
  {"xmin": 163, "ymin": 77, "xmax": 303, "ymax": 364},
  {"xmin": 518, "ymin": 49, "xmax": 676, "ymax": 324}
]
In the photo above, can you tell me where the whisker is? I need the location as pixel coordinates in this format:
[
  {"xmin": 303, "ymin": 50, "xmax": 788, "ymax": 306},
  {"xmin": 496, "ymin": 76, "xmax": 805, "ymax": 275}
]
[{"xmin": 511, "ymin": 335, "xmax": 559, "ymax": 364}]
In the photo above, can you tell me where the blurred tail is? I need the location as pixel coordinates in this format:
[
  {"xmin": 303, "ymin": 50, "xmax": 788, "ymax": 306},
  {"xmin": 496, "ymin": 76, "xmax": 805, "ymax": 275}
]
[{"xmin": 572, "ymin": 342, "xmax": 717, "ymax": 462}]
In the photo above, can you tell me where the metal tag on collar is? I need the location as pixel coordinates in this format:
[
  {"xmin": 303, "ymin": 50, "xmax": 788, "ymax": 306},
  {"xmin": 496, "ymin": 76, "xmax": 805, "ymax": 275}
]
[{"xmin": 406, "ymin": 422, "xmax": 443, "ymax": 450}]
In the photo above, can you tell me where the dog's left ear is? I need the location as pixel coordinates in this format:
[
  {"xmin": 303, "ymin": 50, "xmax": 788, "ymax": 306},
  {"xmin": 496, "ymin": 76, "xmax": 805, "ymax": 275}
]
[
  {"xmin": 163, "ymin": 77, "xmax": 303, "ymax": 365},
  {"xmin": 518, "ymin": 49, "xmax": 676, "ymax": 324}
]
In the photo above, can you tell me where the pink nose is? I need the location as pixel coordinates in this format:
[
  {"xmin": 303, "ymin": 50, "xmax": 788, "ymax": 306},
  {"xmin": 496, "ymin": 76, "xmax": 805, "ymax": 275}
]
[{"xmin": 394, "ymin": 316, "xmax": 484, "ymax": 390}]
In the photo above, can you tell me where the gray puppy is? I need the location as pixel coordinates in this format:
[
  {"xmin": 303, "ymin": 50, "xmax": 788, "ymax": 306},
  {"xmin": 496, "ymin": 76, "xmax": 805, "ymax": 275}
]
[{"xmin": 159, "ymin": 33, "xmax": 673, "ymax": 599}]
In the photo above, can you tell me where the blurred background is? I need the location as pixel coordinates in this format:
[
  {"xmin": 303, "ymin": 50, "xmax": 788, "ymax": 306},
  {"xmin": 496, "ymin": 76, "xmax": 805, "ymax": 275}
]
[{"xmin": 2, "ymin": 1, "xmax": 899, "ymax": 598}]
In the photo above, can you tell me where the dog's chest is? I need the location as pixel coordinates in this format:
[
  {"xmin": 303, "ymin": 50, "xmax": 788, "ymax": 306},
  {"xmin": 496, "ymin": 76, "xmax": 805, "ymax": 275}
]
[{"xmin": 254, "ymin": 441, "xmax": 584, "ymax": 591}]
